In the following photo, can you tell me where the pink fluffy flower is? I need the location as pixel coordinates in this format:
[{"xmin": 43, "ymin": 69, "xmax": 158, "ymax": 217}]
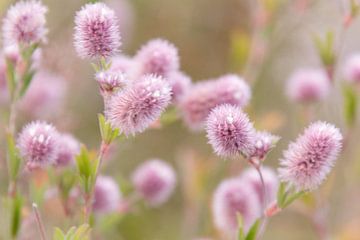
[
  {"xmin": 180, "ymin": 74, "xmax": 251, "ymax": 130},
  {"xmin": 212, "ymin": 177, "xmax": 260, "ymax": 234},
  {"xmin": 278, "ymin": 121, "xmax": 343, "ymax": 191},
  {"xmin": 286, "ymin": 68, "xmax": 330, "ymax": 103},
  {"xmin": 343, "ymin": 54, "xmax": 360, "ymax": 84},
  {"xmin": 168, "ymin": 71, "xmax": 192, "ymax": 103},
  {"xmin": 134, "ymin": 39, "xmax": 179, "ymax": 78},
  {"xmin": 17, "ymin": 121, "xmax": 59, "ymax": 170},
  {"xmin": 93, "ymin": 176, "xmax": 121, "ymax": 214},
  {"xmin": 74, "ymin": 2, "xmax": 121, "ymax": 59},
  {"xmin": 251, "ymin": 131, "xmax": 280, "ymax": 160},
  {"xmin": 241, "ymin": 167, "xmax": 279, "ymax": 205},
  {"xmin": 2, "ymin": 0, "xmax": 48, "ymax": 46},
  {"xmin": 107, "ymin": 74, "xmax": 171, "ymax": 135},
  {"xmin": 206, "ymin": 104, "xmax": 256, "ymax": 158},
  {"xmin": 132, "ymin": 159, "xmax": 176, "ymax": 206},
  {"xmin": 54, "ymin": 134, "xmax": 80, "ymax": 167},
  {"xmin": 95, "ymin": 70, "xmax": 126, "ymax": 95},
  {"xmin": 19, "ymin": 70, "xmax": 66, "ymax": 118}
]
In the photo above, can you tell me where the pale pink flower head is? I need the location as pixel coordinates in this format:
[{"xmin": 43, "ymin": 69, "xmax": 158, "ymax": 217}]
[
  {"xmin": 93, "ymin": 176, "xmax": 121, "ymax": 214},
  {"xmin": 19, "ymin": 70, "xmax": 66, "ymax": 118},
  {"xmin": 2, "ymin": 0, "xmax": 48, "ymax": 46},
  {"xmin": 110, "ymin": 54, "xmax": 134, "ymax": 76},
  {"xmin": 132, "ymin": 159, "xmax": 176, "ymax": 207},
  {"xmin": 17, "ymin": 121, "xmax": 59, "ymax": 170},
  {"xmin": 107, "ymin": 74, "xmax": 171, "ymax": 135},
  {"xmin": 0, "ymin": 57, "xmax": 9, "ymax": 105},
  {"xmin": 286, "ymin": 68, "xmax": 330, "ymax": 104},
  {"xmin": 4, "ymin": 44, "xmax": 20, "ymax": 64},
  {"xmin": 134, "ymin": 38, "xmax": 179, "ymax": 78},
  {"xmin": 343, "ymin": 54, "xmax": 360, "ymax": 84},
  {"xmin": 206, "ymin": 104, "xmax": 256, "ymax": 158},
  {"xmin": 74, "ymin": 2, "xmax": 121, "ymax": 59},
  {"xmin": 168, "ymin": 71, "xmax": 192, "ymax": 103},
  {"xmin": 180, "ymin": 74, "xmax": 251, "ymax": 130},
  {"xmin": 279, "ymin": 121, "xmax": 343, "ymax": 191},
  {"xmin": 212, "ymin": 178, "xmax": 260, "ymax": 234},
  {"xmin": 250, "ymin": 131, "xmax": 280, "ymax": 160},
  {"xmin": 95, "ymin": 70, "xmax": 127, "ymax": 95},
  {"xmin": 54, "ymin": 134, "xmax": 81, "ymax": 167},
  {"xmin": 241, "ymin": 167, "xmax": 279, "ymax": 205}
]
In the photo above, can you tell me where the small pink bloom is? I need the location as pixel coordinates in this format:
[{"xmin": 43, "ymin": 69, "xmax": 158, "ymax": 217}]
[
  {"xmin": 132, "ymin": 159, "xmax": 176, "ymax": 206},
  {"xmin": 286, "ymin": 68, "xmax": 330, "ymax": 103},
  {"xmin": 17, "ymin": 121, "xmax": 59, "ymax": 170},
  {"xmin": 93, "ymin": 176, "xmax": 121, "ymax": 214},
  {"xmin": 343, "ymin": 54, "xmax": 360, "ymax": 84},
  {"xmin": 279, "ymin": 121, "xmax": 343, "ymax": 191},
  {"xmin": 74, "ymin": 2, "xmax": 121, "ymax": 59},
  {"xmin": 168, "ymin": 71, "xmax": 192, "ymax": 103},
  {"xmin": 212, "ymin": 177, "xmax": 260, "ymax": 234},
  {"xmin": 206, "ymin": 104, "xmax": 256, "ymax": 158},
  {"xmin": 95, "ymin": 70, "xmax": 126, "ymax": 95},
  {"xmin": 2, "ymin": 0, "xmax": 48, "ymax": 46},
  {"xmin": 54, "ymin": 134, "xmax": 81, "ymax": 167},
  {"xmin": 251, "ymin": 131, "xmax": 280, "ymax": 160}
]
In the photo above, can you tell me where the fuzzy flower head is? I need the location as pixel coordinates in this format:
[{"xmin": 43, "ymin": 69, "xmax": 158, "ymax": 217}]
[
  {"xmin": 286, "ymin": 68, "xmax": 330, "ymax": 104},
  {"xmin": 132, "ymin": 159, "xmax": 176, "ymax": 207},
  {"xmin": 18, "ymin": 121, "xmax": 59, "ymax": 170},
  {"xmin": 54, "ymin": 134, "xmax": 80, "ymax": 167},
  {"xmin": 212, "ymin": 178, "xmax": 260, "ymax": 234},
  {"xmin": 278, "ymin": 121, "xmax": 343, "ymax": 191},
  {"xmin": 251, "ymin": 131, "xmax": 280, "ymax": 160},
  {"xmin": 180, "ymin": 74, "xmax": 251, "ymax": 130},
  {"xmin": 107, "ymin": 74, "xmax": 171, "ymax": 135},
  {"xmin": 168, "ymin": 71, "xmax": 192, "ymax": 103},
  {"xmin": 206, "ymin": 104, "xmax": 256, "ymax": 158},
  {"xmin": 343, "ymin": 54, "xmax": 360, "ymax": 84},
  {"xmin": 95, "ymin": 70, "xmax": 126, "ymax": 95},
  {"xmin": 74, "ymin": 2, "xmax": 121, "ymax": 59},
  {"xmin": 0, "ymin": 57, "xmax": 8, "ymax": 105},
  {"xmin": 241, "ymin": 167, "xmax": 279, "ymax": 205},
  {"xmin": 2, "ymin": 0, "xmax": 48, "ymax": 46},
  {"xmin": 134, "ymin": 39, "xmax": 179, "ymax": 78},
  {"xmin": 93, "ymin": 176, "xmax": 121, "ymax": 214}
]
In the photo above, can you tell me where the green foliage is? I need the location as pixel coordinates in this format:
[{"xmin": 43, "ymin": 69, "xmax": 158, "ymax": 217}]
[
  {"xmin": 277, "ymin": 182, "xmax": 306, "ymax": 209},
  {"xmin": 53, "ymin": 224, "xmax": 91, "ymax": 240},
  {"xmin": 5, "ymin": 59, "xmax": 16, "ymax": 100},
  {"xmin": 11, "ymin": 195, "xmax": 23, "ymax": 239},
  {"xmin": 6, "ymin": 133, "xmax": 22, "ymax": 181},
  {"xmin": 76, "ymin": 146, "xmax": 99, "ymax": 195},
  {"xmin": 237, "ymin": 214, "xmax": 261, "ymax": 240},
  {"xmin": 160, "ymin": 107, "xmax": 179, "ymax": 126},
  {"xmin": 313, "ymin": 31, "xmax": 336, "ymax": 67},
  {"xmin": 98, "ymin": 114, "xmax": 119, "ymax": 145},
  {"xmin": 230, "ymin": 31, "xmax": 251, "ymax": 72},
  {"xmin": 343, "ymin": 84, "xmax": 357, "ymax": 127}
]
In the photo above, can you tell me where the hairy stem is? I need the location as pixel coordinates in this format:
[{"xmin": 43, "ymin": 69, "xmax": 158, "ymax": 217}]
[{"xmin": 32, "ymin": 203, "xmax": 47, "ymax": 240}]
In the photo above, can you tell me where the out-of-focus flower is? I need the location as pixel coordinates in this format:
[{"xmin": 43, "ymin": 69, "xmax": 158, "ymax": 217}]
[
  {"xmin": 278, "ymin": 121, "xmax": 342, "ymax": 191},
  {"xmin": 107, "ymin": 74, "xmax": 171, "ymax": 135},
  {"xmin": 93, "ymin": 176, "xmax": 121, "ymax": 214},
  {"xmin": 132, "ymin": 159, "xmax": 176, "ymax": 206},
  {"xmin": 17, "ymin": 121, "xmax": 59, "ymax": 170},
  {"xmin": 0, "ymin": 57, "xmax": 9, "ymax": 105},
  {"xmin": 212, "ymin": 177, "xmax": 260, "ymax": 234},
  {"xmin": 206, "ymin": 104, "xmax": 255, "ymax": 158},
  {"xmin": 54, "ymin": 134, "xmax": 80, "ymax": 167},
  {"xmin": 343, "ymin": 54, "xmax": 360, "ymax": 84},
  {"xmin": 74, "ymin": 2, "xmax": 121, "ymax": 59},
  {"xmin": 110, "ymin": 54, "xmax": 134, "ymax": 76},
  {"xmin": 241, "ymin": 167, "xmax": 279, "ymax": 204},
  {"xmin": 19, "ymin": 70, "xmax": 67, "ymax": 118},
  {"xmin": 286, "ymin": 68, "xmax": 330, "ymax": 104},
  {"xmin": 3, "ymin": 44, "xmax": 20, "ymax": 64},
  {"xmin": 95, "ymin": 70, "xmax": 126, "ymax": 95},
  {"xmin": 134, "ymin": 38, "xmax": 179, "ymax": 78},
  {"xmin": 2, "ymin": 0, "xmax": 48, "ymax": 46},
  {"xmin": 180, "ymin": 74, "xmax": 251, "ymax": 130},
  {"xmin": 168, "ymin": 71, "xmax": 192, "ymax": 103},
  {"xmin": 250, "ymin": 131, "xmax": 280, "ymax": 160}
]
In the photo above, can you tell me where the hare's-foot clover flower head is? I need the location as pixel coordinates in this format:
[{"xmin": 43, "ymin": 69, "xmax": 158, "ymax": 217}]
[
  {"xmin": 212, "ymin": 178, "xmax": 260, "ymax": 234},
  {"xmin": 278, "ymin": 121, "xmax": 342, "ymax": 191},
  {"xmin": 286, "ymin": 68, "xmax": 330, "ymax": 104},
  {"xmin": 54, "ymin": 134, "xmax": 81, "ymax": 167},
  {"xmin": 107, "ymin": 74, "xmax": 171, "ymax": 135},
  {"xmin": 180, "ymin": 74, "xmax": 251, "ymax": 130},
  {"xmin": 74, "ymin": 2, "xmax": 121, "ymax": 59},
  {"xmin": 343, "ymin": 54, "xmax": 360, "ymax": 84},
  {"xmin": 132, "ymin": 159, "xmax": 176, "ymax": 207},
  {"xmin": 134, "ymin": 38, "xmax": 179, "ymax": 78},
  {"xmin": 206, "ymin": 104, "xmax": 256, "ymax": 158},
  {"xmin": 95, "ymin": 70, "xmax": 127, "ymax": 95},
  {"xmin": 168, "ymin": 71, "xmax": 192, "ymax": 103},
  {"xmin": 93, "ymin": 176, "xmax": 121, "ymax": 214},
  {"xmin": 241, "ymin": 167, "xmax": 279, "ymax": 205},
  {"xmin": 18, "ymin": 121, "xmax": 59, "ymax": 170},
  {"xmin": 2, "ymin": 0, "xmax": 48, "ymax": 46},
  {"xmin": 251, "ymin": 131, "xmax": 280, "ymax": 160}
]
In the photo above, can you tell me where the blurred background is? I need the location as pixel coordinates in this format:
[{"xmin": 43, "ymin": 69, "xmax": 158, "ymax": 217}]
[{"xmin": 1, "ymin": 0, "xmax": 360, "ymax": 239}]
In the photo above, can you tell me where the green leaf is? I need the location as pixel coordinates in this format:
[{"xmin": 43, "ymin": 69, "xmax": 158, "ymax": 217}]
[
  {"xmin": 72, "ymin": 224, "xmax": 91, "ymax": 240},
  {"xmin": 283, "ymin": 191, "xmax": 306, "ymax": 208},
  {"xmin": 6, "ymin": 133, "xmax": 22, "ymax": 181},
  {"xmin": 53, "ymin": 228, "xmax": 65, "ymax": 240},
  {"xmin": 160, "ymin": 107, "xmax": 179, "ymax": 125},
  {"xmin": 343, "ymin": 84, "xmax": 357, "ymax": 127},
  {"xmin": 313, "ymin": 31, "xmax": 336, "ymax": 67},
  {"xmin": 98, "ymin": 114, "xmax": 119, "ymax": 144},
  {"xmin": 245, "ymin": 219, "xmax": 261, "ymax": 240},
  {"xmin": 237, "ymin": 213, "xmax": 245, "ymax": 240},
  {"xmin": 19, "ymin": 70, "xmax": 35, "ymax": 97},
  {"xmin": 5, "ymin": 59, "xmax": 16, "ymax": 100},
  {"xmin": 11, "ymin": 195, "xmax": 23, "ymax": 238},
  {"xmin": 276, "ymin": 182, "xmax": 287, "ymax": 208}
]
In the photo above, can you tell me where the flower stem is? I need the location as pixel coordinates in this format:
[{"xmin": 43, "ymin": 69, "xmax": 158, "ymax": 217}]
[{"xmin": 32, "ymin": 203, "xmax": 47, "ymax": 240}]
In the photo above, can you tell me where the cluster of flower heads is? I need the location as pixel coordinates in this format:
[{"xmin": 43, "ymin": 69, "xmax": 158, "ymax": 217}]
[{"xmin": 17, "ymin": 121, "xmax": 80, "ymax": 170}]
